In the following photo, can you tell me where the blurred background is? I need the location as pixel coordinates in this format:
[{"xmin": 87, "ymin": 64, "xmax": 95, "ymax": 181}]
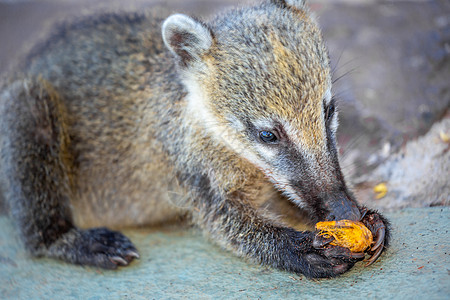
[{"xmin": 0, "ymin": 0, "xmax": 448, "ymax": 212}]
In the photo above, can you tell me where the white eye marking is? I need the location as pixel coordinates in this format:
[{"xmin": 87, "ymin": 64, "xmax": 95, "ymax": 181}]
[
  {"xmin": 323, "ymin": 88, "xmax": 332, "ymax": 105},
  {"xmin": 329, "ymin": 111, "xmax": 339, "ymax": 134},
  {"xmin": 254, "ymin": 144, "xmax": 277, "ymax": 161},
  {"xmin": 254, "ymin": 119, "xmax": 276, "ymax": 130}
]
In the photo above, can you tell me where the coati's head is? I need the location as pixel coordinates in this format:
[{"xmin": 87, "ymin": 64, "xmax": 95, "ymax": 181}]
[{"xmin": 162, "ymin": 0, "xmax": 361, "ymax": 222}]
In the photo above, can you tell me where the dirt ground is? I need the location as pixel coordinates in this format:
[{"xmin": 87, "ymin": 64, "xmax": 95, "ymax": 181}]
[{"xmin": 0, "ymin": 0, "xmax": 448, "ymax": 212}]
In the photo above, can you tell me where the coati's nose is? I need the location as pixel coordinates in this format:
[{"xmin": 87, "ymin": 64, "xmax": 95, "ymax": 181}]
[{"xmin": 324, "ymin": 193, "xmax": 361, "ymax": 221}]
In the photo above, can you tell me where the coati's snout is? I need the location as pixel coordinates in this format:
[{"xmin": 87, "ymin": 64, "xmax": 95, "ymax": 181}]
[
  {"xmin": 317, "ymin": 190, "xmax": 361, "ymax": 222},
  {"xmin": 270, "ymin": 150, "xmax": 362, "ymax": 223}
]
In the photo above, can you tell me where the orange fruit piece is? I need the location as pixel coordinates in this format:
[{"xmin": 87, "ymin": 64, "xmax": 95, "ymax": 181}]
[{"xmin": 315, "ymin": 220, "xmax": 373, "ymax": 252}]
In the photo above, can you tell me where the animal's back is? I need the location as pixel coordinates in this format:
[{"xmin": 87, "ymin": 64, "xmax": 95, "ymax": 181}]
[{"xmin": 3, "ymin": 11, "xmax": 187, "ymax": 228}]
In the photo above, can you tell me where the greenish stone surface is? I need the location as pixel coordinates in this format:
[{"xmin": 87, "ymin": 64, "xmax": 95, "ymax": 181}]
[{"xmin": 0, "ymin": 207, "xmax": 449, "ymax": 299}]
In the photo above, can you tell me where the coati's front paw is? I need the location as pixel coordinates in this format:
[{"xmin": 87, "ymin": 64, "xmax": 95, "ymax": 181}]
[
  {"xmin": 303, "ymin": 247, "xmax": 363, "ymax": 278},
  {"xmin": 284, "ymin": 231, "xmax": 363, "ymax": 278},
  {"xmin": 48, "ymin": 227, "xmax": 139, "ymax": 269},
  {"xmin": 302, "ymin": 235, "xmax": 365, "ymax": 278}
]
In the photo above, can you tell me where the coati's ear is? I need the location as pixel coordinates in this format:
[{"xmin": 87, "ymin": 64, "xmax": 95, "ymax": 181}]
[
  {"xmin": 162, "ymin": 14, "xmax": 213, "ymax": 68},
  {"xmin": 271, "ymin": 0, "xmax": 306, "ymax": 10}
]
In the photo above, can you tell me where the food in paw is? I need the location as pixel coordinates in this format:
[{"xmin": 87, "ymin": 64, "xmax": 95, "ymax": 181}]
[{"xmin": 315, "ymin": 220, "xmax": 373, "ymax": 252}]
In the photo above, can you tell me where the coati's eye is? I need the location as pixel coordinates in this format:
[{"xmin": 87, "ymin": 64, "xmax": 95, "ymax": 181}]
[
  {"xmin": 259, "ymin": 131, "xmax": 277, "ymax": 143},
  {"xmin": 325, "ymin": 100, "xmax": 336, "ymax": 122}
]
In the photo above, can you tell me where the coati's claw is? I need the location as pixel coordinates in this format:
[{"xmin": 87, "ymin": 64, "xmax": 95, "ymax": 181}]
[
  {"xmin": 110, "ymin": 256, "xmax": 129, "ymax": 266},
  {"xmin": 359, "ymin": 207, "xmax": 368, "ymax": 221},
  {"xmin": 365, "ymin": 244, "xmax": 384, "ymax": 266},
  {"xmin": 372, "ymin": 227, "xmax": 386, "ymax": 251},
  {"xmin": 360, "ymin": 209, "xmax": 390, "ymax": 266},
  {"xmin": 350, "ymin": 252, "xmax": 366, "ymax": 259},
  {"xmin": 125, "ymin": 250, "xmax": 140, "ymax": 260},
  {"xmin": 364, "ymin": 226, "xmax": 385, "ymax": 266}
]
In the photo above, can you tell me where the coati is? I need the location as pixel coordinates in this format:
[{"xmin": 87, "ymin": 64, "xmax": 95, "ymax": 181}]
[{"xmin": 0, "ymin": 0, "xmax": 389, "ymax": 278}]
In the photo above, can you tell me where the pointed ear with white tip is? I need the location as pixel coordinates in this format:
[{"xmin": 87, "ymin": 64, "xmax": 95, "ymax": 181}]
[{"xmin": 162, "ymin": 14, "xmax": 213, "ymax": 68}]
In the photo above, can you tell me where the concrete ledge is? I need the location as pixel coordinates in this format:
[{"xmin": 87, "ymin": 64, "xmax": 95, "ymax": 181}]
[{"xmin": 0, "ymin": 207, "xmax": 448, "ymax": 299}]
